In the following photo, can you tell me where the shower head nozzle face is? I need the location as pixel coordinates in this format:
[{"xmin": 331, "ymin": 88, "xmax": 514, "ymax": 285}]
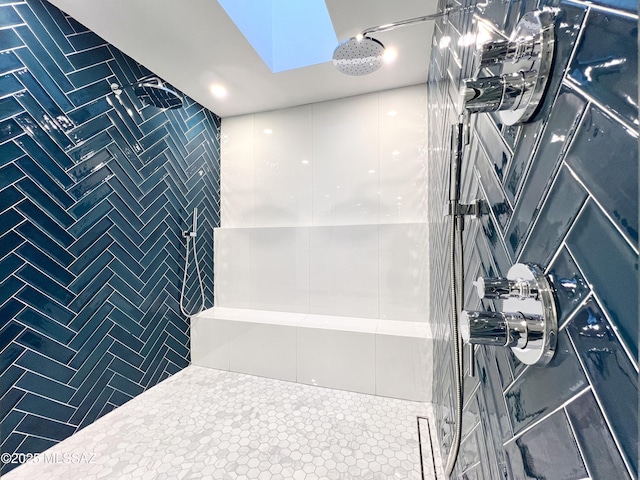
[{"xmin": 332, "ymin": 36, "xmax": 385, "ymax": 76}]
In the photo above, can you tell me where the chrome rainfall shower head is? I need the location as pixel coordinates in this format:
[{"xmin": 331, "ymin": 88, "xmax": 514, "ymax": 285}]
[{"xmin": 332, "ymin": 36, "xmax": 385, "ymax": 76}]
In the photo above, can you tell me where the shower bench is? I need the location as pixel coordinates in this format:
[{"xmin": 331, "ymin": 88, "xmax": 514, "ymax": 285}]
[{"xmin": 191, "ymin": 307, "xmax": 432, "ymax": 402}]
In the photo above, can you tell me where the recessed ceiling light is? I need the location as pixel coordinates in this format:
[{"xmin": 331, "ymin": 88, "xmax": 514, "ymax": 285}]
[
  {"xmin": 387, "ymin": 110, "xmax": 398, "ymax": 116},
  {"xmin": 263, "ymin": 129, "xmax": 273, "ymax": 135},
  {"xmin": 383, "ymin": 48, "xmax": 397, "ymax": 63},
  {"xmin": 210, "ymin": 84, "xmax": 228, "ymax": 98}
]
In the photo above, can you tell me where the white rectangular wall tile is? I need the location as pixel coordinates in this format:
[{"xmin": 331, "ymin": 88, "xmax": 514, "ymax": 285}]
[
  {"xmin": 215, "ymin": 227, "xmax": 309, "ymax": 313},
  {"xmin": 378, "ymin": 85, "xmax": 428, "ymax": 223},
  {"xmin": 220, "ymin": 115, "xmax": 255, "ymax": 227},
  {"xmin": 253, "ymin": 105, "xmax": 313, "ymax": 227},
  {"xmin": 378, "ymin": 223, "xmax": 429, "ymax": 321},
  {"xmin": 297, "ymin": 325, "xmax": 376, "ymax": 395},
  {"xmin": 375, "ymin": 328, "xmax": 431, "ymax": 401},
  {"xmin": 309, "ymin": 225, "xmax": 379, "ymax": 318},
  {"xmin": 190, "ymin": 316, "xmax": 232, "ymax": 370},
  {"xmin": 311, "ymin": 94, "xmax": 380, "ymax": 225},
  {"xmin": 229, "ymin": 321, "xmax": 297, "ymax": 382}
]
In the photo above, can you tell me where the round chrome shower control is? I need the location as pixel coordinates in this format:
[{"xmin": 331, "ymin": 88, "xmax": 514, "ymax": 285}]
[
  {"xmin": 462, "ymin": 263, "xmax": 558, "ymax": 366},
  {"xmin": 474, "ymin": 276, "xmax": 538, "ymax": 300}
]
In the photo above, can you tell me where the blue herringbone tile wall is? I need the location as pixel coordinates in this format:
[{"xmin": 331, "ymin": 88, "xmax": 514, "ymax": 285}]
[
  {"xmin": 427, "ymin": 0, "xmax": 637, "ymax": 478},
  {"xmin": 0, "ymin": 0, "xmax": 220, "ymax": 472}
]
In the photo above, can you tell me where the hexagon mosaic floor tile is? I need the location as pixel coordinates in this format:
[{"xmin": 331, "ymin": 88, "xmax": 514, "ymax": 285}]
[{"xmin": 4, "ymin": 366, "xmax": 443, "ymax": 479}]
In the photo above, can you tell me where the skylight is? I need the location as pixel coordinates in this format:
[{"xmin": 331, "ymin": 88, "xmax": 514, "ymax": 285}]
[{"xmin": 217, "ymin": 0, "xmax": 338, "ymax": 73}]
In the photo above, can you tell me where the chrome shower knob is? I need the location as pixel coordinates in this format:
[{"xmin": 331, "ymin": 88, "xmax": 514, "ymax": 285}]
[
  {"xmin": 462, "ymin": 263, "xmax": 558, "ymax": 366},
  {"xmin": 461, "ymin": 310, "xmax": 539, "ymax": 349},
  {"xmin": 473, "ymin": 275, "xmax": 538, "ymax": 300}
]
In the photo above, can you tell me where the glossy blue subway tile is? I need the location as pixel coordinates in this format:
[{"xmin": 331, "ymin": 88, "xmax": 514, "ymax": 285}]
[
  {"xmin": 67, "ymin": 79, "xmax": 112, "ymax": 108},
  {"xmin": 0, "ymin": 402, "xmax": 25, "ymax": 436},
  {"xmin": 519, "ymin": 166, "xmax": 587, "ymax": 267},
  {"xmin": 68, "ymin": 182, "xmax": 111, "ymax": 219},
  {"xmin": 68, "ymin": 353, "xmax": 113, "ymax": 411},
  {"xmin": 0, "ymin": 95, "xmax": 22, "ymax": 121},
  {"xmin": 68, "ymin": 326, "xmax": 112, "ymax": 376},
  {"xmin": 547, "ymin": 247, "xmax": 590, "ymax": 325},
  {"xmin": 15, "ymin": 221, "xmax": 72, "ymax": 266},
  {"xmin": 14, "ymin": 436, "xmax": 56, "ymax": 456},
  {"xmin": 0, "ymin": 230, "xmax": 24, "ymax": 261},
  {"xmin": 505, "ymin": 88, "xmax": 586, "ymax": 257},
  {"xmin": 68, "ymin": 198, "xmax": 110, "ymax": 237},
  {"xmin": 504, "ymin": 330, "xmax": 588, "ymax": 434},
  {"xmin": 0, "ymin": 140, "xmax": 24, "ymax": 168},
  {"xmin": 16, "ymin": 156, "xmax": 73, "ymax": 208},
  {"xmin": 565, "ymin": 105, "xmax": 638, "ymax": 244},
  {"xmin": 67, "ymin": 45, "xmax": 110, "ymax": 70},
  {"xmin": 16, "ymin": 135, "xmax": 73, "ymax": 182},
  {"xmin": 14, "ymin": 24, "xmax": 73, "ymax": 80},
  {"xmin": 67, "ymin": 31, "xmax": 105, "ymax": 52},
  {"xmin": 565, "ymin": 390, "xmax": 631, "ymax": 479},
  {"xmin": 504, "ymin": 410, "xmax": 587, "ymax": 479},
  {"xmin": 16, "ymin": 414, "xmax": 75, "ymax": 442},
  {"xmin": 23, "ymin": 0, "xmax": 74, "ymax": 52},
  {"xmin": 67, "ymin": 166, "xmax": 112, "ymax": 201},
  {"xmin": 0, "ymin": 163, "xmax": 22, "ymax": 190},
  {"xmin": 67, "ymin": 97, "xmax": 110, "ymax": 125},
  {"xmin": 68, "ymin": 251, "xmax": 113, "ymax": 296},
  {"xmin": 16, "ymin": 243, "xmax": 73, "ymax": 286},
  {"xmin": 67, "ymin": 267, "xmax": 112, "ymax": 312},
  {"xmin": 15, "ymin": 198, "xmax": 73, "ymax": 247},
  {"xmin": 15, "ymin": 349, "xmax": 74, "ymax": 384},
  {"xmin": 567, "ymin": 298, "xmax": 638, "ymax": 474},
  {"xmin": 0, "ymin": 343, "xmax": 23, "ymax": 376},
  {"xmin": 68, "ymin": 234, "xmax": 112, "ymax": 276},
  {"xmin": 77, "ymin": 384, "xmax": 114, "ymax": 429},
  {"xmin": 108, "ymin": 372, "xmax": 143, "ymax": 397},
  {"xmin": 0, "ymin": 50, "xmax": 24, "ymax": 75},
  {"xmin": 108, "ymin": 340, "xmax": 144, "ymax": 369},
  {"xmin": 13, "ymin": 45, "xmax": 73, "ymax": 102},
  {"xmin": 16, "ymin": 178, "xmax": 73, "ymax": 227},
  {"xmin": 15, "ymin": 323, "xmax": 74, "ymax": 361},
  {"xmin": 109, "ymin": 309, "xmax": 144, "ymax": 340},
  {"xmin": 14, "ymin": 70, "xmax": 72, "ymax": 131},
  {"xmin": 569, "ymin": 10, "xmax": 638, "ymax": 122},
  {"xmin": 16, "ymin": 371, "xmax": 74, "ymax": 404},
  {"xmin": 16, "ymin": 393, "xmax": 73, "ymax": 423},
  {"xmin": 67, "ymin": 148, "xmax": 111, "ymax": 183},
  {"xmin": 567, "ymin": 200, "xmax": 638, "ymax": 357},
  {"xmin": 66, "ymin": 130, "xmax": 111, "ymax": 164},
  {"xmin": 108, "ymin": 224, "xmax": 143, "ymax": 261},
  {"xmin": 0, "ymin": 117, "xmax": 23, "ymax": 143},
  {"xmin": 0, "ymin": 27, "xmax": 24, "ymax": 51},
  {"xmin": 0, "ymin": 365, "xmax": 25, "ymax": 400},
  {"xmin": 15, "ymin": 262, "xmax": 72, "ymax": 306},
  {"xmin": 15, "ymin": 307, "xmax": 74, "ymax": 345},
  {"xmin": 108, "ymin": 357, "xmax": 143, "ymax": 384},
  {"xmin": 68, "ymin": 114, "xmax": 111, "ymax": 146}
]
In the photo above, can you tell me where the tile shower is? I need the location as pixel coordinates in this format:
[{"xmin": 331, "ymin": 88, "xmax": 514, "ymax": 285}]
[
  {"xmin": 428, "ymin": 0, "xmax": 637, "ymax": 478},
  {"xmin": 0, "ymin": 0, "xmax": 637, "ymax": 479}
]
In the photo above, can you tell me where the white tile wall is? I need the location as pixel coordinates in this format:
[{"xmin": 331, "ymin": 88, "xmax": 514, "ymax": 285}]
[
  {"xmin": 378, "ymin": 223, "xmax": 429, "ymax": 321},
  {"xmin": 378, "ymin": 87, "xmax": 428, "ymax": 223},
  {"xmin": 308, "ymin": 224, "xmax": 379, "ymax": 318},
  {"xmin": 253, "ymin": 105, "xmax": 313, "ymax": 227},
  {"xmin": 311, "ymin": 94, "xmax": 380, "ymax": 225},
  {"xmin": 220, "ymin": 84, "xmax": 427, "ymax": 228}
]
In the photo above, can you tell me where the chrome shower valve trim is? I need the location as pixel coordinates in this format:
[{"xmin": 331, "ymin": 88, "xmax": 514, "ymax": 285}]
[
  {"xmin": 458, "ymin": 9, "xmax": 556, "ymax": 125},
  {"xmin": 462, "ymin": 263, "xmax": 558, "ymax": 366}
]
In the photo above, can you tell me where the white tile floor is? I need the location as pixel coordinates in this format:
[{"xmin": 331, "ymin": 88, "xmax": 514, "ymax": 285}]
[{"xmin": 4, "ymin": 366, "xmax": 444, "ymax": 480}]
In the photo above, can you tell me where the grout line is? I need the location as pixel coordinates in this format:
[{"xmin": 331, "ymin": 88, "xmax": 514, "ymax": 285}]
[
  {"xmin": 565, "ymin": 319, "xmax": 637, "ymax": 478},
  {"xmin": 502, "ymin": 385, "xmax": 591, "ymax": 445},
  {"xmin": 563, "ymin": 163, "xmax": 639, "ymax": 254},
  {"xmin": 563, "ymin": 403, "xmax": 593, "ymax": 479},
  {"xmin": 564, "ymin": 78, "xmax": 639, "ymax": 135}
]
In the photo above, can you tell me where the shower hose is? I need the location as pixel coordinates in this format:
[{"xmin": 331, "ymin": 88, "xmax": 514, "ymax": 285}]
[{"xmin": 179, "ymin": 235, "xmax": 206, "ymax": 318}]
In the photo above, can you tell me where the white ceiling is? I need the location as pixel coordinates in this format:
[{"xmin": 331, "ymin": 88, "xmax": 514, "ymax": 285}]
[{"xmin": 47, "ymin": 0, "xmax": 439, "ymax": 118}]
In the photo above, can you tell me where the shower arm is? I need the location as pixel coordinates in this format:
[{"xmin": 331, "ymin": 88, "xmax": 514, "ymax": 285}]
[{"xmin": 359, "ymin": 9, "xmax": 454, "ymax": 37}]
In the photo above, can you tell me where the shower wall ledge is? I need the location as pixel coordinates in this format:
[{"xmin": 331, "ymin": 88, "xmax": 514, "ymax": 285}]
[{"xmin": 191, "ymin": 307, "xmax": 433, "ymax": 402}]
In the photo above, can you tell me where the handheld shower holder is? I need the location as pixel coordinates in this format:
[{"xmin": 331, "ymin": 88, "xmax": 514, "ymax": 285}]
[
  {"xmin": 461, "ymin": 263, "xmax": 558, "ymax": 366},
  {"xmin": 458, "ymin": 9, "xmax": 556, "ymax": 125}
]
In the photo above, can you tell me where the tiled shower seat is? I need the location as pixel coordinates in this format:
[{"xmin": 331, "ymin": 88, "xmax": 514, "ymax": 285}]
[{"xmin": 191, "ymin": 307, "xmax": 432, "ymax": 402}]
